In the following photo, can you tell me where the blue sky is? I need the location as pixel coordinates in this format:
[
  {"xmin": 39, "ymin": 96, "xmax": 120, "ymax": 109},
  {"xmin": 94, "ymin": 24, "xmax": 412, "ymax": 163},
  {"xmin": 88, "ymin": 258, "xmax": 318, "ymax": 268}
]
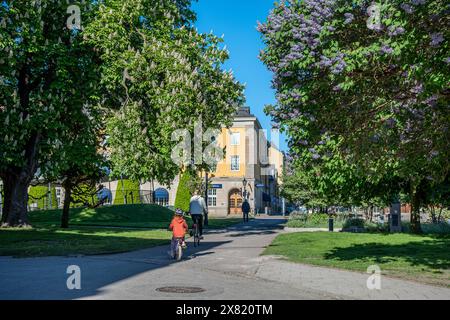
[{"xmin": 191, "ymin": 0, "xmax": 288, "ymax": 151}]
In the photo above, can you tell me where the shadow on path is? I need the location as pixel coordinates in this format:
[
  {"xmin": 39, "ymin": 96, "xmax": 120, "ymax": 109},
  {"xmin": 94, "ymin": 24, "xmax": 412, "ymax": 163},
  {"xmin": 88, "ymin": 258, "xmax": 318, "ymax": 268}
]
[{"xmin": 0, "ymin": 217, "xmax": 288, "ymax": 300}]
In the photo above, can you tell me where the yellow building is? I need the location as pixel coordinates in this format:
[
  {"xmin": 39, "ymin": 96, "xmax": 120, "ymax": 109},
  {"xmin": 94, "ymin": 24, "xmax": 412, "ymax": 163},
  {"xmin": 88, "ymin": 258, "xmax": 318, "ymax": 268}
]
[
  {"xmin": 140, "ymin": 107, "xmax": 285, "ymax": 216},
  {"xmin": 205, "ymin": 107, "xmax": 284, "ymax": 216}
]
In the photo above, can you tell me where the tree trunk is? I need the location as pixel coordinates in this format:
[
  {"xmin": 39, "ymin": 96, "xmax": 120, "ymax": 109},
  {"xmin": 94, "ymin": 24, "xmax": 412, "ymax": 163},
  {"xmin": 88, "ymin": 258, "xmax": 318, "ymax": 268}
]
[
  {"xmin": 410, "ymin": 181, "xmax": 424, "ymax": 234},
  {"xmin": 430, "ymin": 206, "xmax": 437, "ymax": 224},
  {"xmin": 1, "ymin": 175, "xmax": 12, "ymax": 224},
  {"xmin": 1, "ymin": 173, "xmax": 31, "ymax": 227},
  {"xmin": 61, "ymin": 181, "xmax": 73, "ymax": 229},
  {"xmin": 437, "ymin": 207, "xmax": 443, "ymax": 223}
]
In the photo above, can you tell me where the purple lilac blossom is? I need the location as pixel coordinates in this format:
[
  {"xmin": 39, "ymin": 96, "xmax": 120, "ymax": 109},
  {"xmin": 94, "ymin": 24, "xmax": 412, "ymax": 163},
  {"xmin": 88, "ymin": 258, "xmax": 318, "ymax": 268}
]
[
  {"xmin": 299, "ymin": 139, "xmax": 309, "ymax": 146},
  {"xmin": 410, "ymin": 83, "xmax": 424, "ymax": 94},
  {"xmin": 430, "ymin": 33, "xmax": 444, "ymax": 47},
  {"xmin": 380, "ymin": 45, "xmax": 394, "ymax": 54},
  {"xmin": 400, "ymin": 4, "xmax": 414, "ymax": 14},
  {"xmin": 344, "ymin": 13, "xmax": 354, "ymax": 24},
  {"xmin": 388, "ymin": 26, "xmax": 405, "ymax": 36},
  {"xmin": 424, "ymin": 94, "xmax": 438, "ymax": 107}
]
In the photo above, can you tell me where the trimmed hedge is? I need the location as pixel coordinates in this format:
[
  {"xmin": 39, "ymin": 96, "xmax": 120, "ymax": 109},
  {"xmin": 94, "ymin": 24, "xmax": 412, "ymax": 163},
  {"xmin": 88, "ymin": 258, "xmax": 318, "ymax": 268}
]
[
  {"xmin": 113, "ymin": 179, "xmax": 141, "ymax": 205},
  {"xmin": 174, "ymin": 172, "xmax": 191, "ymax": 212},
  {"xmin": 28, "ymin": 185, "xmax": 57, "ymax": 210},
  {"xmin": 71, "ymin": 183, "xmax": 98, "ymax": 207}
]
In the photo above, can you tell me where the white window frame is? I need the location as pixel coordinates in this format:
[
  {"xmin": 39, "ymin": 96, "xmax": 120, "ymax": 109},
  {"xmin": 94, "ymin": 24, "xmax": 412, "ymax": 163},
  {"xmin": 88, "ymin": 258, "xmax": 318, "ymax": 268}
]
[
  {"xmin": 230, "ymin": 132, "xmax": 240, "ymax": 146},
  {"xmin": 231, "ymin": 155, "xmax": 240, "ymax": 171},
  {"xmin": 208, "ymin": 189, "xmax": 217, "ymax": 207}
]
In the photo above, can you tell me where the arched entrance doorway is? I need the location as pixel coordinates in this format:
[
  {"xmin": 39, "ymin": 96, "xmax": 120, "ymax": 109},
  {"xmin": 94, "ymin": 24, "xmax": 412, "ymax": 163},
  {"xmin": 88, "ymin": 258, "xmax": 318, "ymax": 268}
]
[{"xmin": 229, "ymin": 189, "xmax": 242, "ymax": 215}]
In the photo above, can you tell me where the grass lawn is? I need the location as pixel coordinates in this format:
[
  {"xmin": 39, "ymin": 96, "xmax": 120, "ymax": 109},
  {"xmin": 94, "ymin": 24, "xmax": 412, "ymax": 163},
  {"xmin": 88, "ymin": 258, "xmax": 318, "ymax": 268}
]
[
  {"xmin": 0, "ymin": 204, "xmax": 244, "ymax": 257},
  {"xmin": 263, "ymin": 232, "xmax": 450, "ymax": 287},
  {"xmin": 28, "ymin": 204, "xmax": 244, "ymax": 229},
  {"xmin": 0, "ymin": 227, "xmax": 171, "ymax": 257},
  {"xmin": 29, "ymin": 204, "xmax": 177, "ymax": 229}
]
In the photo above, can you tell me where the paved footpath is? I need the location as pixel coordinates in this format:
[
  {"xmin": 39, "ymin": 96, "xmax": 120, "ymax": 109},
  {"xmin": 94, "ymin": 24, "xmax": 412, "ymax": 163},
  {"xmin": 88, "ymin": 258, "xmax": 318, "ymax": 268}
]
[{"xmin": 0, "ymin": 216, "xmax": 449, "ymax": 300}]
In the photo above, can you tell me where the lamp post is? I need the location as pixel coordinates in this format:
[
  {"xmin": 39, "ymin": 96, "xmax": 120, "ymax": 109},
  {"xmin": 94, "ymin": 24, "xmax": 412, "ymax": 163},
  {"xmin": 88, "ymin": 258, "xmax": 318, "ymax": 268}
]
[
  {"xmin": 48, "ymin": 182, "xmax": 52, "ymax": 210},
  {"xmin": 242, "ymin": 177, "xmax": 248, "ymax": 200}
]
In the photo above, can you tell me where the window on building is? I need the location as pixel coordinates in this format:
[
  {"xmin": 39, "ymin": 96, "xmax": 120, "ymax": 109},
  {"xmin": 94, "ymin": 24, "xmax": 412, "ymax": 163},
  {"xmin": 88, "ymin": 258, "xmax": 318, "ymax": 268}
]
[
  {"xmin": 230, "ymin": 132, "xmax": 240, "ymax": 145},
  {"xmin": 231, "ymin": 155, "xmax": 240, "ymax": 171},
  {"xmin": 154, "ymin": 188, "xmax": 169, "ymax": 207},
  {"xmin": 208, "ymin": 189, "xmax": 217, "ymax": 207}
]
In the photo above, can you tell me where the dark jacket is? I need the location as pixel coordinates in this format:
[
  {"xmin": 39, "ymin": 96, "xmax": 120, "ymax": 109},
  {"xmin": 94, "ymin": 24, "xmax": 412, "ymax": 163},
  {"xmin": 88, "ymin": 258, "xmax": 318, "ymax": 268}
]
[{"xmin": 242, "ymin": 201, "xmax": 251, "ymax": 214}]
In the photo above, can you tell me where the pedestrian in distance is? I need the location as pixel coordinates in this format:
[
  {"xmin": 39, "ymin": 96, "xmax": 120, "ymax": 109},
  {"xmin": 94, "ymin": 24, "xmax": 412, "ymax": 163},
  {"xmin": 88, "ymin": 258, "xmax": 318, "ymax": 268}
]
[{"xmin": 242, "ymin": 199, "xmax": 250, "ymax": 223}]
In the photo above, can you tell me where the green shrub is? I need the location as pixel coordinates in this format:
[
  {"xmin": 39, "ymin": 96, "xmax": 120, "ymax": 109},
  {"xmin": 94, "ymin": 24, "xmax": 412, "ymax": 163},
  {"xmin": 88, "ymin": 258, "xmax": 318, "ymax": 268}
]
[
  {"xmin": 286, "ymin": 213, "xmax": 345, "ymax": 228},
  {"xmin": 174, "ymin": 172, "xmax": 192, "ymax": 212},
  {"xmin": 364, "ymin": 221, "xmax": 390, "ymax": 233},
  {"xmin": 113, "ymin": 180, "xmax": 141, "ymax": 205},
  {"xmin": 71, "ymin": 183, "xmax": 98, "ymax": 207},
  {"xmin": 28, "ymin": 185, "xmax": 57, "ymax": 209},
  {"xmin": 288, "ymin": 211, "xmax": 307, "ymax": 221},
  {"xmin": 307, "ymin": 213, "xmax": 329, "ymax": 225},
  {"xmin": 343, "ymin": 218, "xmax": 366, "ymax": 229},
  {"xmin": 402, "ymin": 222, "xmax": 450, "ymax": 235},
  {"xmin": 342, "ymin": 219, "xmax": 390, "ymax": 233}
]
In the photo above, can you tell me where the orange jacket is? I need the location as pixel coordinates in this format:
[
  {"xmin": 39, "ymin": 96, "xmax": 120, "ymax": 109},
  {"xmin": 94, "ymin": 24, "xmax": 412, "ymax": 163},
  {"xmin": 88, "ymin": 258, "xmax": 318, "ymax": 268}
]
[{"xmin": 169, "ymin": 217, "xmax": 188, "ymax": 238}]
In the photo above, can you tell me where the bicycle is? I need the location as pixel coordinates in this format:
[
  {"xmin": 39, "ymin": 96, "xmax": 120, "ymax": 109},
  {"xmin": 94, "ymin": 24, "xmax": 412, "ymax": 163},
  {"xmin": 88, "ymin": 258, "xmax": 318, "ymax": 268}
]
[
  {"xmin": 191, "ymin": 215, "xmax": 201, "ymax": 247},
  {"xmin": 171, "ymin": 237, "xmax": 186, "ymax": 261}
]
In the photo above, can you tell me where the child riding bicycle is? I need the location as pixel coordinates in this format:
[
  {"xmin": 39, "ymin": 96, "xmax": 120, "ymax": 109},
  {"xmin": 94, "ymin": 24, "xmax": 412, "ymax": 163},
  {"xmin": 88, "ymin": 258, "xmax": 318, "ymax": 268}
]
[{"xmin": 168, "ymin": 209, "xmax": 188, "ymax": 258}]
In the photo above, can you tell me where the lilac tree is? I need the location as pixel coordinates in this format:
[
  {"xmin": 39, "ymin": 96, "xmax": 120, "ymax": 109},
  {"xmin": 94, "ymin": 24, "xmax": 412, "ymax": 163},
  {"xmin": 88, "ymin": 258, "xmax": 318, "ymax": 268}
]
[{"xmin": 259, "ymin": 0, "xmax": 449, "ymax": 233}]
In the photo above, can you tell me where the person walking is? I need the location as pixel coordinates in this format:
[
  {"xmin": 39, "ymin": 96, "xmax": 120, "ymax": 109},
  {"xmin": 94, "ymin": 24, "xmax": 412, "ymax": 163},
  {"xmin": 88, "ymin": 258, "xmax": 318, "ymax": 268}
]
[
  {"xmin": 189, "ymin": 190, "xmax": 207, "ymax": 239},
  {"xmin": 242, "ymin": 199, "xmax": 250, "ymax": 223}
]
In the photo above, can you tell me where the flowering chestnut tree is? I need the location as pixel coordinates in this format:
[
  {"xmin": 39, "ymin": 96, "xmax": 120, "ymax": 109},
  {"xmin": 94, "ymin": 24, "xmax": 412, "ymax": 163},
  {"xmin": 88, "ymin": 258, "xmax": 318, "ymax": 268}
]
[
  {"xmin": 84, "ymin": 0, "xmax": 245, "ymax": 185},
  {"xmin": 259, "ymin": 0, "xmax": 449, "ymax": 233},
  {"xmin": 0, "ymin": 0, "xmax": 101, "ymax": 226}
]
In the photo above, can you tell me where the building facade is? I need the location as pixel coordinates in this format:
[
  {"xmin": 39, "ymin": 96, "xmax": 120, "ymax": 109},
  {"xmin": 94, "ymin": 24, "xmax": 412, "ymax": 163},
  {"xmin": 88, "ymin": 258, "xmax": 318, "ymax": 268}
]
[{"xmin": 141, "ymin": 107, "xmax": 285, "ymax": 217}]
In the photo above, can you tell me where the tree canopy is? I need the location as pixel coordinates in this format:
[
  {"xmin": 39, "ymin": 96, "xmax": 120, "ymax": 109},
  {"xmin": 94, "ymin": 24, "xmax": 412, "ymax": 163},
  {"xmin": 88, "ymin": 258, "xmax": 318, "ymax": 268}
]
[
  {"xmin": 84, "ymin": 0, "xmax": 244, "ymax": 184},
  {"xmin": 0, "ymin": 0, "xmax": 244, "ymax": 226},
  {"xmin": 259, "ymin": 0, "xmax": 449, "ymax": 233}
]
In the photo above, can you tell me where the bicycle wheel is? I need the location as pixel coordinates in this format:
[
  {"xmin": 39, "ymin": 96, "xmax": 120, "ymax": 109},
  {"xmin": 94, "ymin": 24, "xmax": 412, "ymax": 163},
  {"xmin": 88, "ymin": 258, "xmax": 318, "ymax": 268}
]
[
  {"xmin": 193, "ymin": 224, "xmax": 200, "ymax": 247},
  {"xmin": 175, "ymin": 241, "xmax": 182, "ymax": 261}
]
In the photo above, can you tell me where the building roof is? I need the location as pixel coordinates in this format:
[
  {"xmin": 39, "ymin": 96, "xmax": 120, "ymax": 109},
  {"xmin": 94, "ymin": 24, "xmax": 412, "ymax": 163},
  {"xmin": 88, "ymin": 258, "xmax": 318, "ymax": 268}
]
[
  {"xmin": 233, "ymin": 106, "xmax": 263, "ymax": 129},
  {"xmin": 235, "ymin": 106, "xmax": 254, "ymax": 118}
]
